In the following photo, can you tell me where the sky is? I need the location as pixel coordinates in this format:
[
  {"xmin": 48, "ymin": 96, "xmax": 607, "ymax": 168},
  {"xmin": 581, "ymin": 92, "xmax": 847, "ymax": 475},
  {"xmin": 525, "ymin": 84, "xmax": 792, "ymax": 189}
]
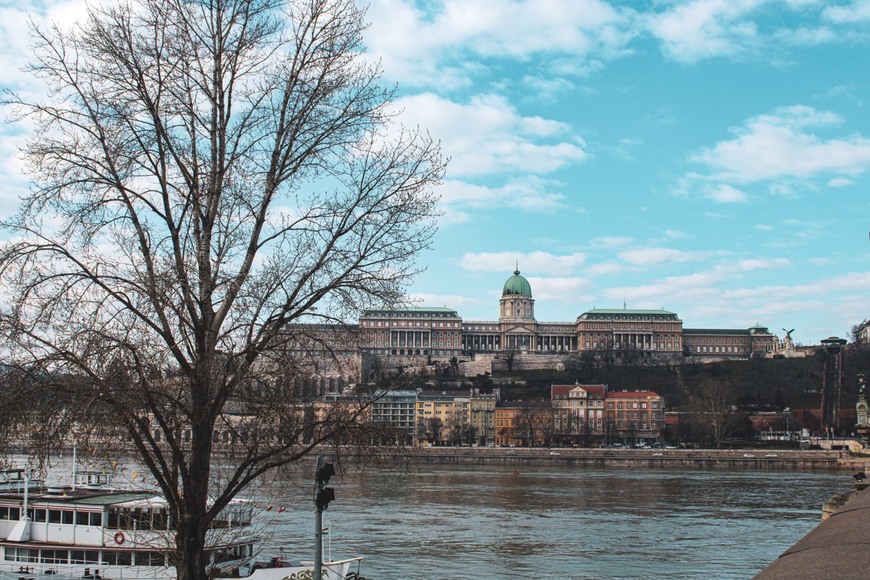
[{"xmin": 1, "ymin": 0, "xmax": 870, "ymax": 345}]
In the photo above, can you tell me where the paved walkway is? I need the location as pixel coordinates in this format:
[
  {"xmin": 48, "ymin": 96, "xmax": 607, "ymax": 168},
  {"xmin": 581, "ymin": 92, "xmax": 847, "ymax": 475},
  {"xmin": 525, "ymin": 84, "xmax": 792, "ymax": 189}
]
[{"xmin": 754, "ymin": 483, "xmax": 870, "ymax": 579}]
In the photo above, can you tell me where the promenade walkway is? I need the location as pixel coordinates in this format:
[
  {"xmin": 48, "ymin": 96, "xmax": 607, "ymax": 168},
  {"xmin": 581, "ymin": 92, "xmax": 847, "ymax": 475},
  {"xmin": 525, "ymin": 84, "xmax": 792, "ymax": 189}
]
[{"xmin": 754, "ymin": 483, "xmax": 870, "ymax": 579}]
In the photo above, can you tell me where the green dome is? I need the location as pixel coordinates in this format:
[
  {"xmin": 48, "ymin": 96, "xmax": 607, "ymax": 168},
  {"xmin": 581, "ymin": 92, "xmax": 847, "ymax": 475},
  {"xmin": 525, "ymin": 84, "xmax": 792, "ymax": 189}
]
[{"xmin": 503, "ymin": 269, "xmax": 532, "ymax": 296}]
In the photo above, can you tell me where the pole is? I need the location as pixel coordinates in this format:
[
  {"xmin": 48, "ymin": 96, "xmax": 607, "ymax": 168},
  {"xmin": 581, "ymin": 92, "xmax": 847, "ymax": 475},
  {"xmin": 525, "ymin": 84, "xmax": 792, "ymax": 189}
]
[
  {"xmin": 314, "ymin": 455, "xmax": 323, "ymax": 580},
  {"xmin": 313, "ymin": 456, "xmax": 335, "ymax": 580}
]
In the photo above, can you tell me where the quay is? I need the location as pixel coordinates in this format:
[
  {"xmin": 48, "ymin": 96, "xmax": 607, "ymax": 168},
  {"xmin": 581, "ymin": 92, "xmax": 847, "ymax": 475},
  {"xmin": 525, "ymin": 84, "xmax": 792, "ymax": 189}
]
[
  {"xmin": 755, "ymin": 482, "xmax": 870, "ymax": 579},
  {"xmin": 409, "ymin": 446, "xmax": 861, "ymax": 470}
]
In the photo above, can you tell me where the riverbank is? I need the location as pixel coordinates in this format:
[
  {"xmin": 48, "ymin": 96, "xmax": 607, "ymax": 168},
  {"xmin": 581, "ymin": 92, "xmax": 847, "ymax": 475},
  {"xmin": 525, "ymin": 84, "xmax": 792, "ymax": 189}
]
[
  {"xmin": 409, "ymin": 446, "xmax": 865, "ymax": 470},
  {"xmin": 755, "ymin": 482, "xmax": 870, "ymax": 579}
]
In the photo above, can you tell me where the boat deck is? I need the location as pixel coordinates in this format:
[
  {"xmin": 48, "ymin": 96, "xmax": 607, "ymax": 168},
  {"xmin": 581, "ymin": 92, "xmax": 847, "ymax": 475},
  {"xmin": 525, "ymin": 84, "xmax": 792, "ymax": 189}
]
[{"xmin": 0, "ymin": 572, "xmax": 80, "ymax": 580}]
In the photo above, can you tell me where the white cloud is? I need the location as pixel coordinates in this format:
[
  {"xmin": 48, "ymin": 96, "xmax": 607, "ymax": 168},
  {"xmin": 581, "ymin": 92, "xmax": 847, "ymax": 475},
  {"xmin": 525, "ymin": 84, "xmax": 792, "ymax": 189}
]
[
  {"xmin": 589, "ymin": 236, "xmax": 633, "ymax": 248},
  {"xmin": 693, "ymin": 106, "xmax": 870, "ymax": 183},
  {"xmin": 585, "ymin": 262, "xmax": 631, "ymax": 276},
  {"xmin": 774, "ymin": 25, "xmax": 837, "ymax": 46},
  {"xmin": 707, "ymin": 184, "xmax": 750, "ymax": 203},
  {"xmin": 828, "ymin": 177, "xmax": 854, "ymax": 187},
  {"xmin": 734, "ymin": 257, "xmax": 791, "ymax": 271},
  {"xmin": 391, "ymin": 93, "xmax": 587, "ymax": 179},
  {"xmin": 407, "ymin": 293, "xmax": 487, "ymax": 310},
  {"xmin": 822, "ymin": 0, "xmax": 870, "ymax": 23},
  {"xmin": 459, "ymin": 251, "xmax": 586, "ymax": 275},
  {"xmin": 684, "ymin": 106, "xmax": 870, "ymax": 200},
  {"xmin": 617, "ymin": 247, "xmax": 708, "ymax": 266},
  {"xmin": 365, "ymin": 0, "xmax": 635, "ymax": 88},
  {"xmin": 646, "ymin": 0, "xmax": 764, "ymax": 64},
  {"xmin": 437, "ymin": 177, "xmax": 570, "ymax": 214},
  {"xmin": 527, "ymin": 277, "xmax": 593, "ymax": 302}
]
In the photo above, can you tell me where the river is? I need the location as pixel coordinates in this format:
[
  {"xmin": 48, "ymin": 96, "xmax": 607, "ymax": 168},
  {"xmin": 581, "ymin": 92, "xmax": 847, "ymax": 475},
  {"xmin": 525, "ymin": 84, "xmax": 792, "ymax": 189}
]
[{"xmin": 253, "ymin": 464, "xmax": 846, "ymax": 579}]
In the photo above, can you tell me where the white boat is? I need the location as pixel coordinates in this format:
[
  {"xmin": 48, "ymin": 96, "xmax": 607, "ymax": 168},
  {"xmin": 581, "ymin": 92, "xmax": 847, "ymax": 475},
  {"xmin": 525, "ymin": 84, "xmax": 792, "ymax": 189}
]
[{"xmin": 0, "ymin": 470, "xmax": 363, "ymax": 580}]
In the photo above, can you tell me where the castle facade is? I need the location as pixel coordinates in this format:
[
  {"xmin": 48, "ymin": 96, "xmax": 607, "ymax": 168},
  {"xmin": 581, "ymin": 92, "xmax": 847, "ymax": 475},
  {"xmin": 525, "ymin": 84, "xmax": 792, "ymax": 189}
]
[{"xmin": 359, "ymin": 269, "xmax": 779, "ymax": 363}]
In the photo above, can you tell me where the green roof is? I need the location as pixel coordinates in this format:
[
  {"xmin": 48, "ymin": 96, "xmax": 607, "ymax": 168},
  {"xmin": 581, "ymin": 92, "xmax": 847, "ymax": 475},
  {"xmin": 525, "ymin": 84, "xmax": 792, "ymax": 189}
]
[
  {"xmin": 502, "ymin": 269, "xmax": 532, "ymax": 296},
  {"xmin": 577, "ymin": 308, "xmax": 679, "ymax": 321},
  {"xmin": 363, "ymin": 306, "xmax": 459, "ymax": 317}
]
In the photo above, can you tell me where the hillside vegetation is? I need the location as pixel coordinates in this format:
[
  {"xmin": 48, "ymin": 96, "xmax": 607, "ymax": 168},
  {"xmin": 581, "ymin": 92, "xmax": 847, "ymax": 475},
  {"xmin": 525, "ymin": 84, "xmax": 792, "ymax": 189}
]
[{"xmin": 432, "ymin": 345, "xmax": 870, "ymax": 414}]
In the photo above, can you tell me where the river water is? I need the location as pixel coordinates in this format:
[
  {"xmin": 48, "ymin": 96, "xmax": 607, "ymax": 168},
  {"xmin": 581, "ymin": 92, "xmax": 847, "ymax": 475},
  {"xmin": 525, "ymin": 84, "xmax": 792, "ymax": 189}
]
[{"xmin": 255, "ymin": 464, "xmax": 846, "ymax": 580}]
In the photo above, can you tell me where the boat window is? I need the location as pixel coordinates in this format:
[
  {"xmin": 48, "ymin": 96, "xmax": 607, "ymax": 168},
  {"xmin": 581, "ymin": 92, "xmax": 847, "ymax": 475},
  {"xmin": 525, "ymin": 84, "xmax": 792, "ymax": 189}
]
[
  {"xmin": 90, "ymin": 512, "xmax": 102, "ymax": 527},
  {"xmin": 41, "ymin": 549, "xmax": 69, "ymax": 564},
  {"xmin": 103, "ymin": 551, "xmax": 132, "ymax": 566},
  {"xmin": 5, "ymin": 547, "xmax": 39, "ymax": 562},
  {"xmin": 32, "ymin": 509, "xmax": 47, "ymax": 522},
  {"xmin": 136, "ymin": 552, "xmax": 166, "ymax": 566},
  {"xmin": 49, "ymin": 510, "xmax": 62, "ymax": 524},
  {"xmin": 70, "ymin": 550, "xmax": 100, "ymax": 564},
  {"xmin": 76, "ymin": 511, "xmax": 89, "ymax": 525},
  {"xmin": 62, "ymin": 510, "xmax": 74, "ymax": 525},
  {"xmin": 110, "ymin": 507, "xmax": 171, "ymax": 530}
]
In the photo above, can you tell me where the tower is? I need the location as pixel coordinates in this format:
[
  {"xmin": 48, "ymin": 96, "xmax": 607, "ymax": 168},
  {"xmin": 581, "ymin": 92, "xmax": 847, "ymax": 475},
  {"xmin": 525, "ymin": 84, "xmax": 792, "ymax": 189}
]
[
  {"xmin": 499, "ymin": 268, "xmax": 536, "ymax": 351},
  {"xmin": 499, "ymin": 268, "xmax": 534, "ymax": 322},
  {"xmin": 820, "ymin": 336, "xmax": 847, "ymax": 435}
]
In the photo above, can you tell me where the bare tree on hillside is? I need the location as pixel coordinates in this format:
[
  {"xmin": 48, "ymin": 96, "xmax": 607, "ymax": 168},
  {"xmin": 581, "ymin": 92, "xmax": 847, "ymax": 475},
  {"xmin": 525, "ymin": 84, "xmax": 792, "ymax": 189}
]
[
  {"xmin": 699, "ymin": 378, "xmax": 737, "ymax": 448},
  {"xmin": 0, "ymin": 1, "xmax": 444, "ymax": 579}
]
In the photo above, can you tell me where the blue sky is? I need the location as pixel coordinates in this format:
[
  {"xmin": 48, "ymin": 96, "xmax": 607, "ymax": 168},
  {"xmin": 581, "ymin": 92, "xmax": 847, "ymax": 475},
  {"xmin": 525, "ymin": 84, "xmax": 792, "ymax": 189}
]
[{"xmin": 2, "ymin": 0, "xmax": 870, "ymax": 345}]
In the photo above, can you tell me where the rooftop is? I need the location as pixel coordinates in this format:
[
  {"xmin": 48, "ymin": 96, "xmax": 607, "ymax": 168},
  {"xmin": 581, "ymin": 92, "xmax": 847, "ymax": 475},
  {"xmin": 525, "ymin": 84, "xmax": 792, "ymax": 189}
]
[
  {"xmin": 577, "ymin": 309, "xmax": 680, "ymax": 321},
  {"xmin": 362, "ymin": 306, "xmax": 460, "ymax": 318}
]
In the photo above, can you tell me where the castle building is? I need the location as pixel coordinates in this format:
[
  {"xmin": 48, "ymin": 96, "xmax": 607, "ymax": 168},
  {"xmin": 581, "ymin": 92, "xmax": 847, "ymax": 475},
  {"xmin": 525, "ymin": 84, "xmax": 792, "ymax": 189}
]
[
  {"xmin": 683, "ymin": 325, "xmax": 777, "ymax": 357},
  {"xmin": 360, "ymin": 269, "xmax": 778, "ymax": 365},
  {"xmin": 575, "ymin": 308, "xmax": 683, "ymax": 355},
  {"xmin": 359, "ymin": 306, "xmax": 463, "ymax": 358}
]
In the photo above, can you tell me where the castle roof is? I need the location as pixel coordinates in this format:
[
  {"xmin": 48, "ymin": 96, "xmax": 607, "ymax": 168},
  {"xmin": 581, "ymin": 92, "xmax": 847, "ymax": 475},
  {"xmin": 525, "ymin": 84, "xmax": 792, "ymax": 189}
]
[{"xmin": 502, "ymin": 269, "xmax": 532, "ymax": 297}]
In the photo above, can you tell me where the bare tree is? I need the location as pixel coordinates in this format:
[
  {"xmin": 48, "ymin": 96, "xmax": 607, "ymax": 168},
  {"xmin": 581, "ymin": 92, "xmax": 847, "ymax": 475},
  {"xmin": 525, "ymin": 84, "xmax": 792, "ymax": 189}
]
[
  {"xmin": 699, "ymin": 378, "xmax": 736, "ymax": 448},
  {"xmin": 0, "ymin": 1, "xmax": 444, "ymax": 579},
  {"xmin": 418, "ymin": 417, "xmax": 443, "ymax": 446}
]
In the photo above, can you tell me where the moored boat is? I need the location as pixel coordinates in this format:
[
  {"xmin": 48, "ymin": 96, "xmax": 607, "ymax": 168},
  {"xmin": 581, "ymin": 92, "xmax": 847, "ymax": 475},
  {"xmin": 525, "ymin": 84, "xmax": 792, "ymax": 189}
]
[{"xmin": 0, "ymin": 470, "xmax": 362, "ymax": 580}]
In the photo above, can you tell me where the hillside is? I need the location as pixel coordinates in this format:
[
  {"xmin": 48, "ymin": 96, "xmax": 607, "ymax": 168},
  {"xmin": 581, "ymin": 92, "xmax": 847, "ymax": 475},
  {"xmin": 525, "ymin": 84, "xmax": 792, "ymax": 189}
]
[{"xmin": 426, "ymin": 344, "xmax": 870, "ymax": 414}]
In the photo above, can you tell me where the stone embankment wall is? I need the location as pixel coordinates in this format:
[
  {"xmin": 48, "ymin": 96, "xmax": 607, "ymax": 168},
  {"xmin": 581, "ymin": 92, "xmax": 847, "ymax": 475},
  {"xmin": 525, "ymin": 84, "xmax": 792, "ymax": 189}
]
[
  {"xmin": 410, "ymin": 447, "xmax": 851, "ymax": 470},
  {"xmin": 755, "ymin": 483, "xmax": 870, "ymax": 579}
]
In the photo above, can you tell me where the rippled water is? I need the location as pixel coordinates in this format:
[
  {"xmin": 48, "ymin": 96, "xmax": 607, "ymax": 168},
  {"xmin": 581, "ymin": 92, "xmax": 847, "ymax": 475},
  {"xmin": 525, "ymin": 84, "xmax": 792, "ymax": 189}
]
[{"xmin": 255, "ymin": 465, "xmax": 846, "ymax": 580}]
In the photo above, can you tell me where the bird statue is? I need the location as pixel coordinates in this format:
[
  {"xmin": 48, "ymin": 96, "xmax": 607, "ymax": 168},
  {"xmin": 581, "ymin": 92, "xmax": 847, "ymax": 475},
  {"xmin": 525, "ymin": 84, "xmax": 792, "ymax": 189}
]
[{"xmin": 853, "ymin": 471, "xmax": 866, "ymax": 482}]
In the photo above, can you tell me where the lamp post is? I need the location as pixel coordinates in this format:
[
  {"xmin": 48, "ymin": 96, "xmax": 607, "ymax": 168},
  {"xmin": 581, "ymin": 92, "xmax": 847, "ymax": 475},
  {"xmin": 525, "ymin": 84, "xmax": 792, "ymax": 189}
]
[{"xmin": 313, "ymin": 456, "xmax": 335, "ymax": 580}]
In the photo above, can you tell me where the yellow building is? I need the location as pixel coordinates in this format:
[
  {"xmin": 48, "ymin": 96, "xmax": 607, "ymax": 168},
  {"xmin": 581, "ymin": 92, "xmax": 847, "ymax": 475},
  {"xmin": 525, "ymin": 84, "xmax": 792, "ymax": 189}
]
[{"xmin": 415, "ymin": 390, "xmax": 470, "ymax": 446}]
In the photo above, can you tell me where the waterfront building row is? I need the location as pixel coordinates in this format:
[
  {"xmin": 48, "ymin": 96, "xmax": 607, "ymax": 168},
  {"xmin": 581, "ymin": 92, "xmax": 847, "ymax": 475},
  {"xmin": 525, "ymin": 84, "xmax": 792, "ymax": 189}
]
[{"xmin": 357, "ymin": 384, "xmax": 665, "ymax": 447}]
